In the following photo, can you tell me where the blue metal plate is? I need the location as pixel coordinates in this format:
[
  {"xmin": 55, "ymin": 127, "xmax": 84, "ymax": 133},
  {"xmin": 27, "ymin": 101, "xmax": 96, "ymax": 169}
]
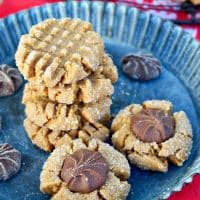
[{"xmin": 0, "ymin": 1, "xmax": 200, "ymax": 200}]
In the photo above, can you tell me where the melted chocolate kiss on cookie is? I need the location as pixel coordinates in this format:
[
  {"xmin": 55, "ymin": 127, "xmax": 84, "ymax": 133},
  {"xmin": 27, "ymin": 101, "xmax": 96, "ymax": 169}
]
[
  {"xmin": 131, "ymin": 109, "xmax": 175, "ymax": 143},
  {"xmin": 60, "ymin": 149, "xmax": 109, "ymax": 193}
]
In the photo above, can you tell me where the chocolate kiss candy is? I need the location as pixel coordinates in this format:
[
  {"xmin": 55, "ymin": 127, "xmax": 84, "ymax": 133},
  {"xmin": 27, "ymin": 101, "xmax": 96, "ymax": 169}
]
[
  {"xmin": 0, "ymin": 143, "xmax": 21, "ymax": 181},
  {"xmin": 122, "ymin": 54, "xmax": 162, "ymax": 81},
  {"xmin": 60, "ymin": 149, "xmax": 109, "ymax": 193},
  {"xmin": 131, "ymin": 109, "xmax": 175, "ymax": 143},
  {"xmin": 0, "ymin": 64, "xmax": 22, "ymax": 97}
]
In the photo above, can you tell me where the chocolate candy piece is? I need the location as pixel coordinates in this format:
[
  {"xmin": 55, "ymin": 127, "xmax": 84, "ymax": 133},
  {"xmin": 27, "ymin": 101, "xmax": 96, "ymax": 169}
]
[
  {"xmin": 131, "ymin": 109, "xmax": 175, "ymax": 143},
  {"xmin": 0, "ymin": 64, "xmax": 23, "ymax": 97},
  {"xmin": 0, "ymin": 143, "xmax": 22, "ymax": 181},
  {"xmin": 60, "ymin": 149, "xmax": 109, "ymax": 193},
  {"xmin": 122, "ymin": 54, "xmax": 162, "ymax": 81}
]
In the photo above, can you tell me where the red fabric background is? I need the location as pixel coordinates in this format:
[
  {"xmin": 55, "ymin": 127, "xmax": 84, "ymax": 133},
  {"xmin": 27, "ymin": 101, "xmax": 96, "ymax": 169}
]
[{"xmin": 0, "ymin": 1, "xmax": 200, "ymax": 200}]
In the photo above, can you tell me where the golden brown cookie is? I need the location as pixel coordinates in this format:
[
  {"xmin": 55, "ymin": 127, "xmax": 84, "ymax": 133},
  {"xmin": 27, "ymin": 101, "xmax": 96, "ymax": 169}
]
[
  {"xmin": 15, "ymin": 18, "xmax": 104, "ymax": 86},
  {"xmin": 24, "ymin": 97, "xmax": 111, "ymax": 131},
  {"xmin": 40, "ymin": 138, "xmax": 130, "ymax": 199},
  {"xmin": 111, "ymin": 100, "xmax": 193, "ymax": 172},
  {"xmin": 191, "ymin": 0, "xmax": 200, "ymax": 4},
  {"xmin": 22, "ymin": 62, "xmax": 114, "ymax": 105},
  {"xmin": 24, "ymin": 118, "xmax": 109, "ymax": 152},
  {"xmin": 101, "ymin": 53, "xmax": 118, "ymax": 84}
]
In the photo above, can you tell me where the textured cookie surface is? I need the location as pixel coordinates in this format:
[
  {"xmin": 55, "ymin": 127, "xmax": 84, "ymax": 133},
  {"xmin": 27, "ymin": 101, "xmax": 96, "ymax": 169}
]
[
  {"xmin": 24, "ymin": 118, "xmax": 109, "ymax": 152},
  {"xmin": 15, "ymin": 18, "xmax": 104, "ymax": 86},
  {"xmin": 112, "ymin": 100, "xmax": 193, "ymax": 172},
  {"xmin": 40, "ymin": 139, "xmax": 130, "ymax": 199},
  {"xmin": 22, "ymin": 61, "xmax": 114, "ymax": 105},
  {"xmin": 24, "ymin": 97, "xmax": 111, "ymax": 132},
  {"xmin": 101, "ymin": 53, "xmax": 118, "ymax": 84}
]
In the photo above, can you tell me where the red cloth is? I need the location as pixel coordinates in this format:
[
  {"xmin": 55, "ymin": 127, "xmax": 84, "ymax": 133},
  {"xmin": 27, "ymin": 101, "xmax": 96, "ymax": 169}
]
[
  {"xmin": 115, "ymin": 0, "xmax": 200, "ymax": 40},
  {"xmin": 0, "ymin": 1, "xmax": 200, "ymax": 200}
]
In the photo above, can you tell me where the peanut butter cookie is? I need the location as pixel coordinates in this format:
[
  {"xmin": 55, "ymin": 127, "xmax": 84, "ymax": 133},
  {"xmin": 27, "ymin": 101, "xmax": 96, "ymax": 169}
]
[
  {"xmin": 112, "ymin": 100, "xmax": 193, "ymax": 172},
  {"xmin": 101, "ymin": 53, "xmax": 118, "ymax": 83},
  {"xmin": 15, "ymin": 18, "xmax": 104, "ymax": 86},
  {"xmin": 25, "ymin": 97, "xmax": 111, "ymax": 131},
  {"xmin": 22, "ymin": 59, "xmax": 114, "ymax": 104},
  {"xmin": 24, "ymin": 118, "xmax": 109, "ymax": 152},
  {"xmin": 40, "ymin": 138, "xmax": 130, "ymax": 199}
]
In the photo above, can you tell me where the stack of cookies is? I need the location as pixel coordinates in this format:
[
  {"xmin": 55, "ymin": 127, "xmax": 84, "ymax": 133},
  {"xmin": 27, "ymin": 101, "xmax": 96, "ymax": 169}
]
[{"xmin": 15, "ymin": 18, "xmax": 118, "ymax": 152}]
